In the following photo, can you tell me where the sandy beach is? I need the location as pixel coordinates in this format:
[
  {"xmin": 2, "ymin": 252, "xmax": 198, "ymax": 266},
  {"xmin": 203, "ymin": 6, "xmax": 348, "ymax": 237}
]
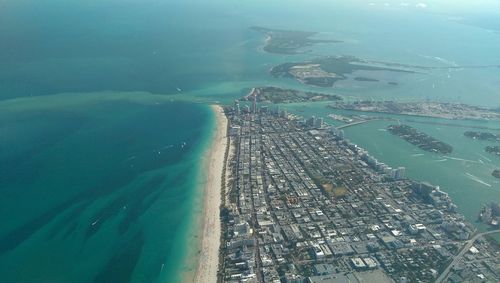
[{"xmin": 191, "ymin": 105, "xmax": 228, "ymax": 283}]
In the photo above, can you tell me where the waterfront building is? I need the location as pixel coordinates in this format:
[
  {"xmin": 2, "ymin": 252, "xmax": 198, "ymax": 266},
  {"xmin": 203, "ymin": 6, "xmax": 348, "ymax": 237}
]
[
  {"xmin": 307, "ymin": 116, "xmax": 316, "ymax": 127},
  {"xmin": 234, "ymin": 100, "xmax": 240, "ymax": 116},
  {"xmin": 396, "ymin": 167, "xmax": 405, "ymax": 180},
  {"xmin": 274, "ymin": 105, "xmax": 281, "ymax": 116},
  {"xmin": 338, "ymin": 129, "xmax": 345, "ymax": 139},
  {"xmin": 229, "ymin": 125, "xmax": 241, "ymax": 136},
  {"xmin": 280, "ymin": 109, "xmax": 288, "ymax": 119},
  {"xmin": 252, "ymin": 94, "xmax": 257, "ymax": 114},
  {"xmin": 314, "ymin": 117, "xmax": 324, "ymax": 129}
]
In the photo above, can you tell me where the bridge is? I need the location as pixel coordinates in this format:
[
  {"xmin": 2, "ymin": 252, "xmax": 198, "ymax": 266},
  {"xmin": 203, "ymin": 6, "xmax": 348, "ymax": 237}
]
[
  {"xmin": 335, "ymin": 118, "xmax": 384, "ymax": 130},
  {"xmin": 435, "ymin": 229, "xmax": 500, "ymax": 283}
]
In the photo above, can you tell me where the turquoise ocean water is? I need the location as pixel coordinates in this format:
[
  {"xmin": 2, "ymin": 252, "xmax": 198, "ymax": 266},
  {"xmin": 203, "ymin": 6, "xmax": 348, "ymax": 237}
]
[
  {"xmin": 1, "ymin": 0, "xmax": 500, "ymax": 282},
  {"xmin": 0, "ymin": 94, "xmax": 214, "ymax": 282}
]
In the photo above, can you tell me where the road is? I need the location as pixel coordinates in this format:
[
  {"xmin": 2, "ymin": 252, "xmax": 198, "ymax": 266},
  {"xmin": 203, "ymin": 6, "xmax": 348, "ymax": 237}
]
[{"xmin": 435, "ymin": 229, "xmax": 500, "ymax": 283}]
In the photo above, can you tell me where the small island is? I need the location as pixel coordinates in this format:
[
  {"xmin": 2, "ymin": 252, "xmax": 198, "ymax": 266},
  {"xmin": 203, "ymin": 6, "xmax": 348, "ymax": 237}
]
[
  {"xmin": 242, "ymin": 87, "xmax": 342, "ymax": 104},
  {"xmin": 354, "ymin": 76, "xmax": 379, "ymax": 82},
  {"xmin": 270, "ymin": 55, "xmax": 415, "ymax": 87},
  {"xmin": 464, "ymin": 131, "xmax": 500, "ymax": 142},
  {"xmin": 329, "ymin": 100, "xmax": 500, "ymax": 121},
  {"xmin": 493, "ymin": 169, "xmax": 500, "ymax": 179},
  {"xmin": 485, "ymin": 145, "xmax": 500, "ymax": 156},
  {"xmin": 250, "ymin": 26, "xmax": 341, "ymax": 54},
  {"xmin": 388, "ymin": 124, "xmax": 453, "ymax": 154}
]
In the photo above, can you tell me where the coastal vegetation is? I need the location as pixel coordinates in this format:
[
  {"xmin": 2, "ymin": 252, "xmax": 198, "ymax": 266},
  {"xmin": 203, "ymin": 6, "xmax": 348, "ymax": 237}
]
[
  {"xmin": 242, "ymin": 86, "xmax": 342, "ymax": 104},
  {"xmin": 320, "ymin": 182, "xmax": 348, "ymax": 198},
  {"xmin": 250, "ymin": 26, "xmax": 341, "ymax": 54},
  {"xmin": 485, "ymin": 145, "xmax": 500, "ymax": 156},
  {"xmin": 310, "ymin": 173, "xmax": 349, "ymax": 199},
  {"xmin": 492, "ymin": 169, "xmax": 500, "ymax": 179},
  {"xmin": 388, "ymin": 124, "xmax": 453, "ymax": 154},
  {"xmin": 464, "ymin": 131, "xmax": 500, "ymax": 142}
]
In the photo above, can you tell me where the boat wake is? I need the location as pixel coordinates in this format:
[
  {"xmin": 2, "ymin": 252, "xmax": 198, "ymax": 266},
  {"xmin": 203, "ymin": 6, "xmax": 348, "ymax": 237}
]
[
  {"xmin": 125, "ymin": 155, "xmax": 136, "ymax": 162},
  {"xmin": 91, "ymin": 218, "xmax": 101, "ymax": 226},
  {"xmin": 478, "ymin": 153, "xmax": 492, "ymax": 162},
  {"xmin": 446, "ymin": 156, "xmax": 480, "ymax": 164},
  {"xmin": 464, "ymin": 173, "xmax": 492, "ymax": 187}
]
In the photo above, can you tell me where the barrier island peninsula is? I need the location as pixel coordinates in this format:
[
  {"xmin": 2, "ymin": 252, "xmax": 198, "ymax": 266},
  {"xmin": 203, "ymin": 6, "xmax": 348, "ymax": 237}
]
[
  {"xmin": 218, "ymin": 106, "xmax": 499, "ymax": 283},
  {"xmin": 242, "ymin": 87, "xmax": 342, "ymax": 104},
  {"xmin": 251, "ymin": 26, "xmax": 341, "ymax": 54},
  {"xmin": 330, "ymin": 101, "xmax": 500, "ymax": 121}
]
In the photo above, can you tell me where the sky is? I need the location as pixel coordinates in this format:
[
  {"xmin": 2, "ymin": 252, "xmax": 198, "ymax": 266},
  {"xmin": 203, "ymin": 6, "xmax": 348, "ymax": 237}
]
[{"xmin": 349, "ymin": 0, "xmax": 500, "ymax": 13}]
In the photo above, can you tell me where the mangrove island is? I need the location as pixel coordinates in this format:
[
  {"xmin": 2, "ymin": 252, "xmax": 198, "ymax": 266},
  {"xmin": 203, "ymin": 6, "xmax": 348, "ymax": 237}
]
[{"xmin": 388, "ymin": 124, "xmax": 453, "ymax": 154}]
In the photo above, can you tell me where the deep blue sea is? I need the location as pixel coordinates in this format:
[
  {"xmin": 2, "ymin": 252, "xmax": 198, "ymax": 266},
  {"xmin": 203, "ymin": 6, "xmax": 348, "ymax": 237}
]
[{"xmin": 1, "ymin": 0, "xmax": 500, "ymax": 282}]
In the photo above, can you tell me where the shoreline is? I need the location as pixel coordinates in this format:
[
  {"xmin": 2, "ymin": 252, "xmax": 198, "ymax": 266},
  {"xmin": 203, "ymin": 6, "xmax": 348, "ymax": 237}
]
[{"xmin": 188, "ymin": 105, "xmax": 228, "ymax": 283}]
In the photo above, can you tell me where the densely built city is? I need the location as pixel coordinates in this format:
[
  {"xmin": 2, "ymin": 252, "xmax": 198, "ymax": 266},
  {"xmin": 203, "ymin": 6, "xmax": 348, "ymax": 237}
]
[{"xmin": 217, "ymin": 102, "xmax": 500, "ymax": 283}]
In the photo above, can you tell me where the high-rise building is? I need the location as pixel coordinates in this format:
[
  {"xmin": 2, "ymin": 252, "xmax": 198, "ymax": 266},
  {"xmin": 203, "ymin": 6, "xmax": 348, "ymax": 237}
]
[
  {"xmin": 234, "ymin": 100, "xmax": 240, "ymax": 116},
  {"xmin": 332, "ymin": 128, "xmax": 344, "ymax": 139},
  {"xmin": 384, "ymin": 166, "xmax": 393, "ymax": 175},
  {"xmin": 396, "ymin": 167, "xmax": 406, "ymax": 180},
  {"xmin": 314, "ymin": 117, "xmax": 324, "ymax": 129},
  {"xmin": 274, "ymin": 105, "xmax": 280, "ymax": 116},
  {"xmin": 390, "ymin": 169, "xmax": 398, "ymax": 179},
  {"xmin": 307, "ymin": 116, "xmax": 316, "ymax": 127},
  {"xmin": 229, "ymin": 125, "xmax": 241, "ymax": 136},
  {"xmin": 252, "ymin": 94, "xmax": 257, "ymax": 114},
  {"xmin": 280, "ymin": 109, "xmax": 288, "ymax": 119},
  {"xmin": 338, "ymin": 129, "xmax": 345, "ymax": 139}
]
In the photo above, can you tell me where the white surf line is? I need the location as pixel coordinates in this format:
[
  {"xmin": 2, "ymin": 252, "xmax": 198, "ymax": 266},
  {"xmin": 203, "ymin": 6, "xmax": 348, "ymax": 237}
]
[
  {"xmin": 464, "ymin": 173, "xmax": 492, "ymax": 187},
  {"xmin": 432, "ymin": 159, "xmax": 447, "ymax": 162},
  {"xmin": 412, "ymin": 153, "xmax": 424, "ymax": 157}
]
